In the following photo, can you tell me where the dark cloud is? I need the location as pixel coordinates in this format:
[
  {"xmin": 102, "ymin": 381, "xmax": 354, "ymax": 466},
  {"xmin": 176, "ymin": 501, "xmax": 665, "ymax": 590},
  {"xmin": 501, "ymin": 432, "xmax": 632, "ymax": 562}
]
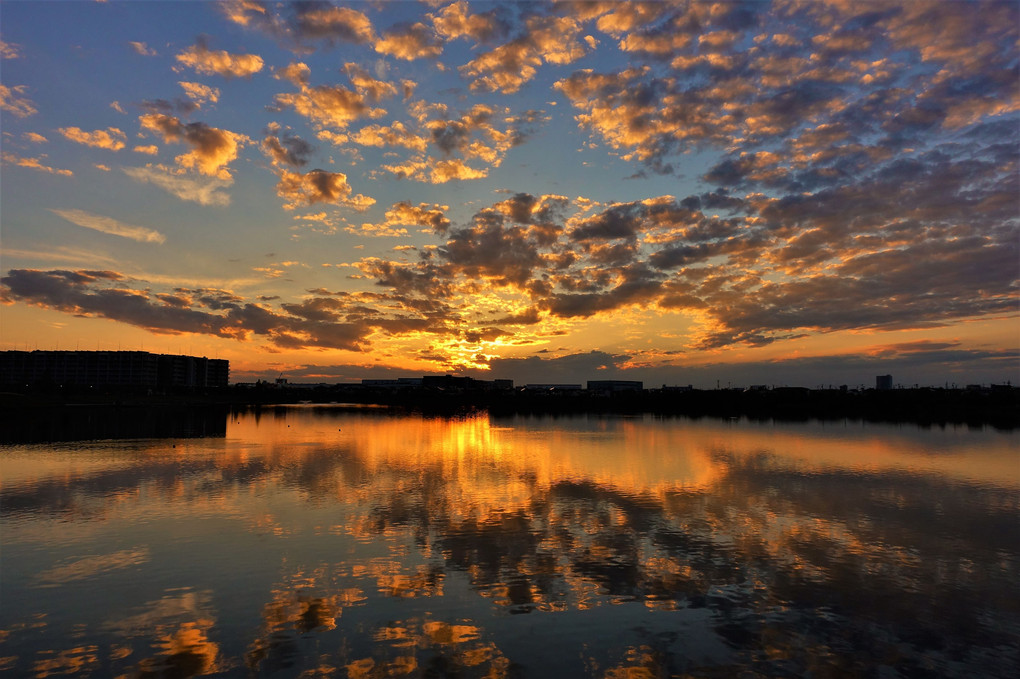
[
  {"xmin": 275, "ymin": 168, "xmax": 374, "ymax": 210},
  {"xmin": 483, "ymin": 350, "xmax": 631, "ymax": 385},
  {"xmin": 430, "ymin": 119, "xmax": 471, "ymax": 155},
  {"xmin": 471, "ymin": 343, "xmax": 1018, "ymax": 390},
  {"xmin": 139, "ymin": 98, "xmax": 200, "ymax": 117},
  {"xmin": 262, "ymin": 126, "xmax": 314, "ymax": 167},
  {"xmin": 439, "ymin": 215, "xmax": 544, "ymax": 288},
  {"xmin": 0, "ymin": 269, "xmax": 448, "ymax": 352}
]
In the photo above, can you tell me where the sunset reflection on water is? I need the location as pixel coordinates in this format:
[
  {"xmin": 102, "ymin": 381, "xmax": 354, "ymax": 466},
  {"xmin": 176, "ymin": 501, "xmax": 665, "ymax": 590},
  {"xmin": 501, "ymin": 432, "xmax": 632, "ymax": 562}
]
[{"xmin": 1, "ymin": 407, "xmax": 1017, "ymax": 678}]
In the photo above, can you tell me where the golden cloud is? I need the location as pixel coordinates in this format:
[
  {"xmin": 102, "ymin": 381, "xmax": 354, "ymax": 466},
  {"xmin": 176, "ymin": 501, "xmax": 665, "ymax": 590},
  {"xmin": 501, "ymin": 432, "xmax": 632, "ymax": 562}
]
[
  {"xmin": 275, "ymin": 84, "xmax": 385, "ymax": 130},
  {"xmin": 351, "ymin": 122, "xmax": 428, "ymax": 153},
  {"xmin": 375, "ymin": 22, "xmax": 442, "ymax": 60},
  {"xmin": 0, "ymin": 84, "xmax": 37, "ymax": 117},
  {"xmin": 431, "ymin": 0, "xmax": 508, "ymax": 43},
  {"xmin": 58, "ymin": 126, "xmax": 127, "ymax": 151},
  {"xmin": 139, "ymin": 113, "xmax": 246, "ymax": 179},
  {"xmin": 1, "ymin": 151, "xmax": 72, "ymax": 176},
  {"xmin": 360, "ymin": 201, "xmax": 451, "ymax": 236},
  {"xmin": 176, "ymin": 41, "xmax": 264, "ymax": 78},
  {"xmin": 178, "ymin": 81, "xmax": 220, "ymax": 106},
  {"xmin": 274, "ymin": 62, "xmax": 311, "ymax": 87}
]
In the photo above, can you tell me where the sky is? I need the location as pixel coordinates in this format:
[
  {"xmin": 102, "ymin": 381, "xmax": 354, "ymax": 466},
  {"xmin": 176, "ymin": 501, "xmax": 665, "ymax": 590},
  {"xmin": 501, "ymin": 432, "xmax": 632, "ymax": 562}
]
[{"xmin": 1, "ymin": 0, "xmax": 1017, "ymax": 388}]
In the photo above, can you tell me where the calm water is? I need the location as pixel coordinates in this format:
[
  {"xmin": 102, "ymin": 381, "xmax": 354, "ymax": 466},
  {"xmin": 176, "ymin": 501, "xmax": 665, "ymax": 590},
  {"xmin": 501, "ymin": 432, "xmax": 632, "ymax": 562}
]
[{"xmin": 1, "ymin": 407, "xmax": 1018, "ymax": 678}]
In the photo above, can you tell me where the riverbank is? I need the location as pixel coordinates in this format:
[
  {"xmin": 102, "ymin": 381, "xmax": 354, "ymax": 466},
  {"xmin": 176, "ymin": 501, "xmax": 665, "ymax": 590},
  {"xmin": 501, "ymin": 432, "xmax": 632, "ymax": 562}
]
[{"xmin": 1, "ymin": 383, "xmax": 1016, "ymax": 430}]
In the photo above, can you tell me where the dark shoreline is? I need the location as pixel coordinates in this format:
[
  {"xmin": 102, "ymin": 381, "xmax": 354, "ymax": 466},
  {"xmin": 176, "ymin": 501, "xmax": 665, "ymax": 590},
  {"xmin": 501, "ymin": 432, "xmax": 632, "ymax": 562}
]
[{"xmin": 1, "ymin": 383, "xmax": 1017, "ymax": 439}]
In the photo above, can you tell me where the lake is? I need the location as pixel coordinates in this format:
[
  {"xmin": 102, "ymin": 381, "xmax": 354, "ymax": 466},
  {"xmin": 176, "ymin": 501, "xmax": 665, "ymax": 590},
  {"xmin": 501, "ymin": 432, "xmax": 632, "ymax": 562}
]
[{"xmin": 1, "ymin": 406, "xmax": 1017, "ymax": 678}]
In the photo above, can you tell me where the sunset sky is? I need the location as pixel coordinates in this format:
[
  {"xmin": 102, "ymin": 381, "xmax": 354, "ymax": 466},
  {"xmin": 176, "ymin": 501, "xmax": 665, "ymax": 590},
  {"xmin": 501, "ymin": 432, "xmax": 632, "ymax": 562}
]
[{"xmin": 1, "ymin": 0, "xmax": 1017, "ymax": 387}]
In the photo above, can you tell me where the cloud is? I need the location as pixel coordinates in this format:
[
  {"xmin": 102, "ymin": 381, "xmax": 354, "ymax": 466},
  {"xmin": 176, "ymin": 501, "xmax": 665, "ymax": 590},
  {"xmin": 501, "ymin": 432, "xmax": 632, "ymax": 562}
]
[
  {"xmin": 0, "ymin": 268, "xmax": 433, "ymax": 352},
  {"xmin": 0, "ymin": 84, "xmax": 37, "ymax": 117},
  {"xmin": 274, "ymin": 83, "xmax": 386, "ymax": 130},
  {"xmin": 351, "ymin": 121, "xmax": 428, "ymax": 153},
  {"xmin": 178, "ymin": 81, "xmax": 220, "ymax": 107},
  {"xmin": 362, "ymin": 201, "xmax": 451, "ymax": 235},
  {"xmin": 477, "ymin": 343, "xmax": 1019, "ymax": 389},
  {"xmin": 341, "ymin": 63, "xmax": 398, "ymax": 103},
  {"xmin": 23, "ymin": 132, "xmax": 47, "ymax": 143},
  {"xmin": 275, "ymin": 168, "xmax": 375, "ymax": 211},
  {"xmin": 1, "ymin": 39, "xmax": 22, "ymax": 59},
  {"xmin": 460, "ymin": 14, "xmax": 591, "ymax": 93},
  {"xmin": 221, "ymin": 1, "xmax": 376, "ymax": 49},
  {"xmin": 175, "ymin": 40, "xmax": 263, "ymax": 78},
  {"xmin": 1, "ymin": 151, "xmax": 72, "ymax": 176},
  {"xmin": 546, "ymin": 0, "xmax": 1020, "ymax": 179},
  {"xmin": 128, "ymin": 41, "xmax": 157, "ymax": 56},
  {"xmin": 369, "ymin": 102, "xmax": 544, "ymax": 183},
  {"xmin": 287, "ymin": 3, "xmax": 375, "ymax": 45},
  {"xmin": 274, "ymin": 62, "xmax": 310, "ymax": 86},
  {"xmin": 50, "ymin": 208, "xmax": 166, "ymax": 244},
  {"xmin": 347, "ymin": 150, "xmax": 1017, "ymax": 350},
  {"xmin": 484, "ymin": 350, "xmax": 628, "ymax": 384},
  {"xmin": 375, "ymin": 22, "xmax": 442, "ymax": 60},
  {"xmin": 139, "ymin": 114, "xmax": 246, "ymax": 178},
  {"xmin": 58, "ymin": 126, "xmax": 127, "ymax": 151},
  {"xmin": 431, "ymin": 1, "xmax": 511, "ymax": 44},
  {"xmin": 123, "ymin": 165, "xmax": 231, "ymax": 206},
  {"xmin": 261, "ymin": 124, "xmax": 314, "ymax": 167}
]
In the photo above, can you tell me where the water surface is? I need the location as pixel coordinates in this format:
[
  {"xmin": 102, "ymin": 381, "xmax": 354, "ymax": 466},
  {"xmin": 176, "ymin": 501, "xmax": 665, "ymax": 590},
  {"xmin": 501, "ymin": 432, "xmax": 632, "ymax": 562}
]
[{"xmin": 2, "ymin": 407, "xmax": 1018, "ymax": 677}]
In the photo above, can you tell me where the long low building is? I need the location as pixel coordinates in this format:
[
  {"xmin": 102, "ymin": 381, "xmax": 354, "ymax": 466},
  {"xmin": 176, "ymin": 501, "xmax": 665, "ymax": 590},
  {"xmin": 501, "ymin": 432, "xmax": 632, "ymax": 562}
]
[{"xmin": 0, "ymin": 350, "xmax": 229, "ymax": 389}]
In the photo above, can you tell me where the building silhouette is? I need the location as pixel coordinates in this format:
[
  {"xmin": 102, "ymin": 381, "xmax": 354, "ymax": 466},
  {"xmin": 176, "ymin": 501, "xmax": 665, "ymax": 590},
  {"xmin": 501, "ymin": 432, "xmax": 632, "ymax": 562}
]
[
  {"xmin": 0, "ymin": 351, "xmax": 228, "ymax": 389},
  {"xmin": 876, "ymin": 374, "xmax": 893, "ymax": 390},
  {"xmin": 587, "ymin": 380, "xmax": 643, "ymax": 395}
]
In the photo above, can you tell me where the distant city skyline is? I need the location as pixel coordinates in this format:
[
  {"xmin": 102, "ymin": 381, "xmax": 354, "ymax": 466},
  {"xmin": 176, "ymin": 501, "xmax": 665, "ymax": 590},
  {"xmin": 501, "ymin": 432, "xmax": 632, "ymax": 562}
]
[{"xmin": 1, "ymin": 1, "xmax": 1017, "ymax": 388}]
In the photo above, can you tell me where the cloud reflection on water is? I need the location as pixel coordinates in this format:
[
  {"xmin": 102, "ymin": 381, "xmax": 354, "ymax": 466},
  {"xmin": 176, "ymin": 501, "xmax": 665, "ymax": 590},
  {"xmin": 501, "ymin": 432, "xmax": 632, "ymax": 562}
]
[{"xmin": 0, "ymin": 409, "xmax": 1017, "ymax": 677}]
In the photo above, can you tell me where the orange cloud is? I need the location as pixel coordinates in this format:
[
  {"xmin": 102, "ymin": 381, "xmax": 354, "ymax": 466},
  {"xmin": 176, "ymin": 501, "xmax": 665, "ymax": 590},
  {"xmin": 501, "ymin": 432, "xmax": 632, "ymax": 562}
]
[
  {"xmin": 139, "ymin": 114, "xmax": 246, "ymax": 179},
  {"xmin": 178, "ymin": 81, "xmax": 220, "ymax": 106},
  {"xmin": 176, "ymin": 41, "xmax": 263, "ymax": 78},
  {"xmin": 359, "ymin": 201, "xmax": 451, "ymax": 236},
  {"xmin": 352, "ymin": 122, "xmax": 428, "ymax": 153},
  {"xmin": 275, "ymin": 84, "xmax": 386, "ymax": 130},
  {"xmin": 274, "ymin": 62, "xmax": 311, "ymax": 87},
  {"xmin": 342, "ymin": 63, "xmax": 398, "ymax": 103},
  {"xmin": 0, "ymin": 84, "xmax": 36, "ymax": 117},
  {"xmin": 375, "ymin": 22, "xmax": 442, "ymax": 60},
  {"xmin": 58, "ymin": 126, "xmax": 127, "ymax": 151},
  {"xmin": 431, "ymin": 1, "xmax": 509, "ymax": 43},
  {"xmin": 2, "ymin": 151, "xmax": 72, "ymax": 176},
  {"xmin": 459, "ymin": 14, "xmax": 590, "ymax": 93}
]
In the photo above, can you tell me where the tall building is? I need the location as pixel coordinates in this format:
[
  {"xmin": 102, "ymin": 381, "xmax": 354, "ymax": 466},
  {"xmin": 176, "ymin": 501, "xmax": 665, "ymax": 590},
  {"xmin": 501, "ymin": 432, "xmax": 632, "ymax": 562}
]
[
  {"xmin": 0, "ymin": 351, "xmax": 229, "ymax": 388},
  {"xmin": 876, "ymin": 374, "xmax": 893, "ymax": 390}
]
